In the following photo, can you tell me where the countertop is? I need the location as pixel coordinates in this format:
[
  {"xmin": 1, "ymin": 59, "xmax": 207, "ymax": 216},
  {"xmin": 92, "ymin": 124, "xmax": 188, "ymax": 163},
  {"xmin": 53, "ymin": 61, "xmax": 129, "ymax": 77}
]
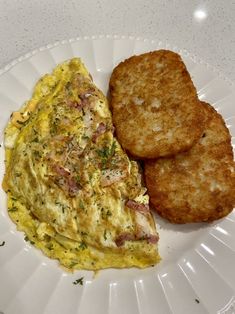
[{"xmin": 0, "ymin": 0, "xmax": 234, "ymax": 81}]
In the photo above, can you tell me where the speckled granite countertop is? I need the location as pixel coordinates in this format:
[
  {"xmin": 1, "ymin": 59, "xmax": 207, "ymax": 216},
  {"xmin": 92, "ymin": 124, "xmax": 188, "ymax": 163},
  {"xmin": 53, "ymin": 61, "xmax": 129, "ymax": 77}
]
[{"xmin": 0, "ymin": 0, "xmax": 234, "ymax": 80}]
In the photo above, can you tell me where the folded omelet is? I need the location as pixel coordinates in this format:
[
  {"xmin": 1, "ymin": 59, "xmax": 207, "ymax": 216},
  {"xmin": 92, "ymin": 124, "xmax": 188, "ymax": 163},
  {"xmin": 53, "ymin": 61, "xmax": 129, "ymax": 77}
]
[{"xmin": 3, "ymin": 58, "xmax": 160, "ymax": 270}]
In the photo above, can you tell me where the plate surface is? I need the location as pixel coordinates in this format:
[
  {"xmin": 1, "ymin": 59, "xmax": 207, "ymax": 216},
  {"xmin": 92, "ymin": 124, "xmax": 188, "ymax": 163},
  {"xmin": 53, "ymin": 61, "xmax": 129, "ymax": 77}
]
[{"xmin": 0, "ymin": 35, "xmax": 235, "ymax": 314}]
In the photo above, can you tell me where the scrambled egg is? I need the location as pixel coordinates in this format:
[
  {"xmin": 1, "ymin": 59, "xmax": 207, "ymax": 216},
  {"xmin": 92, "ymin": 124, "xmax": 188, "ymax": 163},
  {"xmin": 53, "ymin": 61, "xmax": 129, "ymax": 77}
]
[{"xmin": 3, "ymin": 58, "xmax": 160, "ymax": 270}]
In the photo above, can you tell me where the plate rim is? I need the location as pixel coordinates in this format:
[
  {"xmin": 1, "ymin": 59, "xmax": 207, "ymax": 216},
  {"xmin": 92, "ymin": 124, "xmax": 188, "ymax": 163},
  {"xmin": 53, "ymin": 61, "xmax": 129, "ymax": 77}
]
[
  {"xmin": 0, "ymin": 34, "xmax": 235, "ymax": 314},
  {"xmin": 0, "ymin": 34, "xmax": 234, "ymax": 87}
]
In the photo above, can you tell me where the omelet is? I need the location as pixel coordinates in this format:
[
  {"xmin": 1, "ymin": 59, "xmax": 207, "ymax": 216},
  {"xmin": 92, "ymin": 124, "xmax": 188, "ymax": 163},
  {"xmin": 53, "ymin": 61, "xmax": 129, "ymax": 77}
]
[{"xmin": 3, "ymin": 58, "xmax": 160, "ymax": 270}]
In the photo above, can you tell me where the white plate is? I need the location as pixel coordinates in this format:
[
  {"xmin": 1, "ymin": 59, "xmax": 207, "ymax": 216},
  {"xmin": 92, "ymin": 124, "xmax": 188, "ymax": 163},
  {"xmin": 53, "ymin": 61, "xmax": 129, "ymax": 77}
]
[{"xmin": 0, "ymin": 35, "xmax": 235, "ymax": 314}]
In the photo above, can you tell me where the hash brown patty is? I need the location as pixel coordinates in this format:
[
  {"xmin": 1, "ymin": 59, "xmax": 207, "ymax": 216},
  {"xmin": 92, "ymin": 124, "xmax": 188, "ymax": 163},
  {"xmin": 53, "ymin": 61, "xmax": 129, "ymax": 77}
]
[
  {"xmin": 145, "ymin": 102, "xmax": 235, "ymax": 223},
  {"xmin": 109, "ymin": 50, "xmax": 205, "ymax": 158}
]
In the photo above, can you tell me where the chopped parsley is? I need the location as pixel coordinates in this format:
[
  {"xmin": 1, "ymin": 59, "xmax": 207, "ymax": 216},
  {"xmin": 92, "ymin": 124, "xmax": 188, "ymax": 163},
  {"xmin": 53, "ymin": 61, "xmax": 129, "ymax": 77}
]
[
  {"xmin": 97, "ymin": 146, "xmax": 110, "ymax": 159},
  {"xmin": 88, "ymin": 173, "xmax": 93, "ymax": 181},
  {"xmin": 24, "ymin": 236, "xmax": 29, "ymax": 241},
  {"xmin": 82, "ymin": 135, "xmax": 89, "ymax": 140},
  {"xmin": 31, "ymin": 137, "xmax": 39, "ymax": 143},
  {"xmin": 103, "ymin": 229, "xmax": 107, "ymax": 240},
  {"xmin": 33, "ymin": 127, "xmax": 38, "ymax": 135},
  {"xmin": 16, "ymin": 119, "xmax": 28, "ymax": 126},
  {"xmin": 65, "ymin": 81, "xmax": 71, "ymax": 90},
  {"xmin": 101, "ymin": 208, "xmax": 112, "ymax": 220},
  {"xmin": 106, "ymin": 210, "xmax": 112, "ymax": 217},
  {"xmin": 33, "ymin": 150, "xmax": 42, "ymax": 159},
  {"xmin": 97, "ymin": 143, "xmax": 115, "ymax": 159},
  {"xmin": 69, "ymin": 261, "xmax": 78, "ymax": 268},
  {"xmin": 110, "ymin": 140, "xmax": 116, "ymax": 156},
  {"xmin": 79, "ymin": 241, "xmax": 87, "ymax": 250},
  {"xmin": 24, "ymin": 236, "xmax": 35, "ymax": 245},
  {"xmin": 96, "ymin": 141, "xmax": 117, "ymax": 168},
  {"xmin": 8, "ymin": 206, "xmax": 18, "ymax": 212},
  {"xmin": 55, "ymin": 202, "xmax": 67, "ymax": 213},
  {"xmin": 79, "ymin": 200, "xmax": 85, "ymax": 210},
  {"xmin": 0, "ymin": 241, "xmax": 5, "ymax": 247},
  {"xmin": 73, "ymin": 277, "xmax": 84, "ymax": 285},
  {"xmin": 46, "ymin": 243, "xmax": 53, "ymax": 250}
]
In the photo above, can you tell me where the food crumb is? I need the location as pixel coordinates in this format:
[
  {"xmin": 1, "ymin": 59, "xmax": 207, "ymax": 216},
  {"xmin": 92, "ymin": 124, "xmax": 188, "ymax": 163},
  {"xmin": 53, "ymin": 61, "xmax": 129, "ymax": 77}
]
[
  {"xmin": 73, "ymin": 277, "xmax": 84, "ymax": 286},
  {"xmin": 195, "ymin": 298, "xmax": 200, "ymax": 304}
]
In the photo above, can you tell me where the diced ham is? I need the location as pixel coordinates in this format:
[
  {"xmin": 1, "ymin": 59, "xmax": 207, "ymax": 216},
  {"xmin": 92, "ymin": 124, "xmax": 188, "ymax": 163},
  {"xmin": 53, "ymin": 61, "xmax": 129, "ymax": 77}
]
[
  {"xmin": 52, "ymin": 164, "xmax": 70, "ymax": 177},
  {"xmin": 146, "ymin": 234, "xmax": 159, "ymax": 244},
  {"xmin": 115, "ymin": 233, "xmax": 135, "ymax": 247},
  {"xmin": 78, "ymin": 94, "xmax": 89, "ymax": 107},
  {"xmin": 61, "ymin": 118, "xmax": 71, "ymax": 126},
  {"xmin": 67, "ymin": 100, "xmax": 85, "ymax": 110},
  {"xmin": 92, "ymin": 122, "xmax": 106, "ymax": 143},
  {"xmin": 111, "ymin": 125, "xmax": 115, "ymax": 134},
  {"xmin": 66, "ymin": 90, "xmax": 94, "ymax": 110},
  {"xmin": 50, "ymin": 135, "xmax": 71, "ymax": 146},
  {"xmin": 50, "ymin": 163, "xmax": 80, "ymax": 196},
  {"xmin": 115, "ymin": 232, "xmax": 159, "ymax": 247},
  {"xmin": 135, "ymin": 224, "xmax": 159, "ymax": 244},
  {"xmin": 67, "ymin": 177, "xmax": 80, "ymax": 195},
  {"xmin": 79, "ymin": 93, "xmax": 91, "ymax": 101},
  {"xmin": 126, "ymin": 200, "xmax": 150, "ymax": 213},
  {"xmin": 96, "ymin": 122, "xmax": 106, "ymax": 133},
  {"xmin": 101, "ymin": 168, "xmax": 127, "ymax": 187}
]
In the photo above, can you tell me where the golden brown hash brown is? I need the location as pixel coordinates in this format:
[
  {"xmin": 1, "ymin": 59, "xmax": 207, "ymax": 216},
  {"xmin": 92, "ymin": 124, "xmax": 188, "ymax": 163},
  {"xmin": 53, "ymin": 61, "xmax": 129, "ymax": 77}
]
[
  {"xmin": 145, "ymin": 102, "xmax": 235, "ymax": 223},
  {"xmin": 109, "ymin": 50, "xmax": 205, "ymax": 158}
]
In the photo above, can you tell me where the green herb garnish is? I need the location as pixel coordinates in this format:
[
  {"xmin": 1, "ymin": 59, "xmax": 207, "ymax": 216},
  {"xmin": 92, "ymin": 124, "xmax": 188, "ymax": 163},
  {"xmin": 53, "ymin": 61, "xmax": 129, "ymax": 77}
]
[
  {"xmin": 24, "ymin": 236, "xmax": 35, "ymax": 245},
  {"xmin": 101, "ymin": 208, "xmax": 112, "ymax": 219},
  {"xmin": 96, "ymin": 141, "xmax": 117, "ymax": 168},
  {"xmin": 106, "ymin": 210, "xmax": 112, "ymax": 217},
  {"xmin": 8, "ymin": 206, "xmax": 18, "ymax": 212},
  {"xmin": 79, "ymin": 241, "xmax": 87, "ymax": 250},
  {"xmin": 73, "ymin": 277, "xmax": 84, "ymax": 285},
  {"xmin": 16, "ymin": 119, "xmax": 28, "ymax": 126},
  {"xmin": 79, "ymin": 200, "xmax": 85, "ymax": 210},
  {"xmin": 82, "ymin": 135, "xmax": 89, "ymax": 140},
  {"xmin": 32, "ymin": 137, "xmax": 39, "ymax": 143},
  {"xmin": 55, "ymin": 202, "xmax": 67, "ymax": 213},
  {"xmin": 69, "ymin": 261, "xmax": 78, "ymax": 268},
  {"xmin": 46, "ymin": 243, "xmax": 53, "ymax": 250}
]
